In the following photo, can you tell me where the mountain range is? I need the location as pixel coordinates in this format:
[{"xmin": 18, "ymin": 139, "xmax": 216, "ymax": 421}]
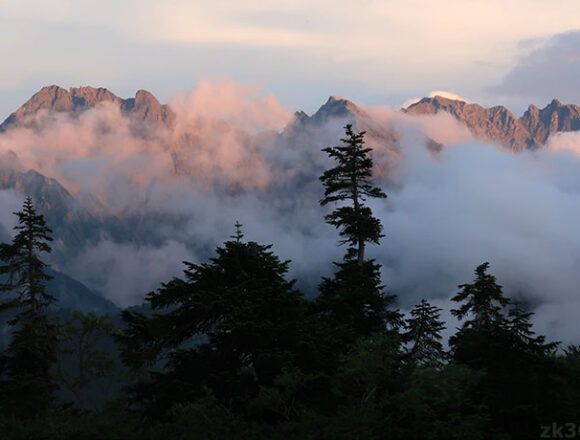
[
  {"xmin": 0, "ymin": 85, "xmax": 173, "ymax": 131},
  {"xmin": 2, "ymin": 85, "xmax": 580, "ymax": 311},
  {"xmin": 405, "ymin": 96, "xmax": 580, "ymax": 150},
  {"xmin": 4, "ymin": 85, "xmax": 580, "ymax": 151}
]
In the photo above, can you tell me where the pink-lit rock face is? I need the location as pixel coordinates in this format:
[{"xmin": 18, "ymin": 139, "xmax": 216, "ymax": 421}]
[
  {"xmin": 4, "ymin": 83, "xmax": 580, "ymax": 208},
  {"xmin": 406, "ymin": 95, "xmax": 580, "ymax": 151},
  {"xmin": 0, "ymin": 85, "xmax": 174, "ymax": 132},
  {"xmin": 0, "ymin": 82, "xmax": 295, "ymax": 199},
  {"xmin": 124, "ymin": 89, "xmax": 174, "ymax": 125}
]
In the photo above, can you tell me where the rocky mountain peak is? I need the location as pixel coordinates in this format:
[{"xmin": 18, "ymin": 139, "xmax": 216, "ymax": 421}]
[
  {"xmin": 406, "ymin": 96, "xmax": 526, "ymax": 149},
  {"xmin": 13, "ymin": 85, "xmax": 65, "ymax": 118},
  {"xmin": 4, "ymin": 86, "xmax": 580, "ymax": 152},
  {"xmin": 284, "ymin": 96, "xmax": 361, "ymax": 134},
  {"xmin": 70, "ymin": 86, "xmax": 120, "ymax": 105},
  {"xmin": 522, "ymin": 99, "xmax": 580, "ymax": 145},
  {"xmin": 313, "ymin": 96, "xmax": 360, "ymax": 121},
  {"xmin": 409, "ymin": 95, "xmax": 470, "ymax": 113},
  {"xmin": 135, "ymin": 89, "xmax": 156, "ymax": 103},
  {"xmin": 406, "ymin": 96, "xmax": 580, "ymax": 150},
  {"xmin": 121, "ymin": 89, "xmax": 174, "ymax": 124},
  {"xmin": 15, "ymin": 86, "xmax": 120, "ymax": 117},
  {"xmin": 0, "ymin": 86, "xmax": 174, "ymax": 132},
  {"xmin": 523, "ymin": 104, "xmax": 539, "ymax": 117}
]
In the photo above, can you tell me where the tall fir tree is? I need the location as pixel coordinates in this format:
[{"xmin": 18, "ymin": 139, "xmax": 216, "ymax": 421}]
[
  {"xmin": 0, "ymin": 196, "xmax": 57, "ymax": 415},
  {"xmin": 403, "ymin": 299, "xmax": 446, "ymax": 365},
  {"xmin": 315, "ymin": 125, "xmax": 400, "ymax": 350},
  {"xmin": 320, "ymin": 124, "xmax": 387, "ymax": 265}
]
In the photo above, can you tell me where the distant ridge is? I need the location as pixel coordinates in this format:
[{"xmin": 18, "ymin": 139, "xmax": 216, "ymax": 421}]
[
  {"xmin": 3, "ymin": 86, "xmax": 580, "ymax": 151},
  {"xmin": 287, "ymin": 96, "xmax": 400, "ymax": 152},
  {"xmin": 405, "ymin": 95, "xmax": 580, "ymax": 150},
  {"xmin": 0, "ymin": 85, "xmax": 174, "ymax": 132}
]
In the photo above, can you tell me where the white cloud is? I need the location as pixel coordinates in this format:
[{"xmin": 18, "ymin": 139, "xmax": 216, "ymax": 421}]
[
  {"xmin": 402, "ymin": 90, "xmax": 470, "ymax": 108},
  {"xmin": 68, "ymin": 239, "xmax": 196, "ymax": 307},
  {"xmin": 3, "ymin": 78, "xmax": 580, "ymax": 346},
  {"xmin": 0, "ymin": 189, "xmax": 23, "ymax": 234},
  {"xmin": 546, "ymin": 131, "xmax": 580, "ymax": 156},
  {"xmin": 427, "ymin": 91, "xmax": 469, "ymax": 102}
]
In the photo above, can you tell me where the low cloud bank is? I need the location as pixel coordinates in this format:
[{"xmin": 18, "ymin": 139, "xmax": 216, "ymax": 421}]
[{"xmin": 1, "ymin": 82, "xmax": 580, "ymax": 345}]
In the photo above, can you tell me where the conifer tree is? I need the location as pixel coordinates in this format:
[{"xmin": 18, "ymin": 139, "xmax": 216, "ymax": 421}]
[
  {"xmin": 449, "ymin": 262, "xmax": 557, "ymax": 363},
  {"xmin": 449, "ymin": 262, "xmax": 560, "ymax": 437},
  {"xmin": 505, "ymin": 302, "xmax": 558, "ymax": 356},
  {"xmin": 316, "ymin": 261, "xmax": 401, "ymax": 346},
  {"xmin": 119, "ymin": 224, "xmax": 307, "ymax": 416},
  {"xmin": 0, "ymin": 196, "xmax": 57, "ymax": 415},
  {"xmin": 315, "ymin": 125, "xmax": 400, "ymax": 349},
  {"xmin": 450, "ymin": 262, "xmax": 509, "ymax": 330},
  {"xmin": 449, "ymin": 262, "xmax": 510, "ymax": 366},
  {"xmin": 320, "ymin": 124, "xmax": 387, "ymax": 265},
  {"xmin": 403, "ymin": 299, "xmax": 446, "ymax": 365}
]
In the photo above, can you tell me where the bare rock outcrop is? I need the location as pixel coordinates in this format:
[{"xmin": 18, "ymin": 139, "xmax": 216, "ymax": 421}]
[
  {"xmin": 0, "ymin": 85, "xmax": 174, "ymax": 132},
  {"xmin": 405, "ymin": 96, "xmax": 580, "ymax": 150}
]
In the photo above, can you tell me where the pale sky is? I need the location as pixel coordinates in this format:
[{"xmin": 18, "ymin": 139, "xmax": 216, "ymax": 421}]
[{"xmin": 1, "ymin": 0, "xmax": 580, "ymax": 119}]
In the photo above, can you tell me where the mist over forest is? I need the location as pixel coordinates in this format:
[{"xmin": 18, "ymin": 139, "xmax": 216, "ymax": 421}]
[
  {"xmin": 2, "ymin": 82, "xmax": 580, "ymax": 346},
  {"xmin": 2, "ymin": 80, "xmax": 580, "ymax": 439}
]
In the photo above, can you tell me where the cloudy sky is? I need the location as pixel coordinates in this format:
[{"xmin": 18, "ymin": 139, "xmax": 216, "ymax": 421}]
[{"xmin": 1, "ymin": 0, "xmax": 580, "ymax": 118}]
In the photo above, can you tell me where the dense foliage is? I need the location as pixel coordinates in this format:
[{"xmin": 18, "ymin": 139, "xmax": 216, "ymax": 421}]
[
  {"xmin": 0, "ymin": 196, "xmax": 57, "ymax": 416},
  {"xmin": 0, "ymin": 128, "xmax": 578, "ymax": 439},
  {"xmin": 319, "ymin": 123, "xmax": 387, "ymax": 265}
]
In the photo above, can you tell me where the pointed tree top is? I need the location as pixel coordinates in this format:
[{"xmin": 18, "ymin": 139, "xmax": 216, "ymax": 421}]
[
  {"xmin": 18, "ymin": 196, "xmax": 34, "ymax": 215},
  {"xmin": 231, "ymin": 221, "xmax": 244, "ymax": 242}
]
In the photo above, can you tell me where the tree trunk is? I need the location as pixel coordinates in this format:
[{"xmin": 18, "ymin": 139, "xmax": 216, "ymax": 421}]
[
  {"xmin": 358, "ymin": 240, "xmax": 365, "ymax": 266},
  {"xmin": 352, "ymin": 176, "xmax": 364, "ymax": 266}
]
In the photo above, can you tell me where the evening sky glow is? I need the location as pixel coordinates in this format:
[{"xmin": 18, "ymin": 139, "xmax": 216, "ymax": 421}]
[{"xmin": 1, "ymin": 0, "xmax": 580, "ymax": 117}]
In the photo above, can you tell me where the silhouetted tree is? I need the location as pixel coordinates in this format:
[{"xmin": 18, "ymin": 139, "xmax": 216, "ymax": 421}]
[
  {"xmin": 505, "ymin": 302, "xmax": 558, "ymax": 356},
  {"xmin": 0, "ymin": 196, "xmax": 57, "ymax": 415},
  {"xmin": 449, "ymin": 262, "xmax": 561, "ymax": 438},
  {"xmin": 449, "ymin": 262, "xmax": 513, "ymax": 369},
  {"xmin": 316, "ymin": 261, "xmax": 401, "ymax": 348},
  {"xmin": 315, "ymin": 125, "xmax": 400, "ymax": 350},
  {"xmin": 404, "ymin": 299, "xmax": 446, "ymax": 365},
  {"xmin": 119, "ymin": 225, "xmax": 308, "ymax": 418},
  {"xmin": 450, "ymin": 262, "xmax": 509, "ymax": 331},
  {"xmin": 320, "ymin": 124, "xmax": 387, "ymax": 265}
]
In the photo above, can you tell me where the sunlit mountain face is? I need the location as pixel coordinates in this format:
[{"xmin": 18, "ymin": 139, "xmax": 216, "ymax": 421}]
[{"xmin": 2, "ymin": 83, "xmax": 580, "ymax": 344}]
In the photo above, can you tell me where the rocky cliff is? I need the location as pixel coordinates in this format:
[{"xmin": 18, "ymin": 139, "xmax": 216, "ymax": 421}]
[
  {"xmin": 0, "ymin": 85, "xmax": 174, "ymax": 132},
  {"xmin": 405, "ymin": 96, "xmax": 580, "ymax": 150}
]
